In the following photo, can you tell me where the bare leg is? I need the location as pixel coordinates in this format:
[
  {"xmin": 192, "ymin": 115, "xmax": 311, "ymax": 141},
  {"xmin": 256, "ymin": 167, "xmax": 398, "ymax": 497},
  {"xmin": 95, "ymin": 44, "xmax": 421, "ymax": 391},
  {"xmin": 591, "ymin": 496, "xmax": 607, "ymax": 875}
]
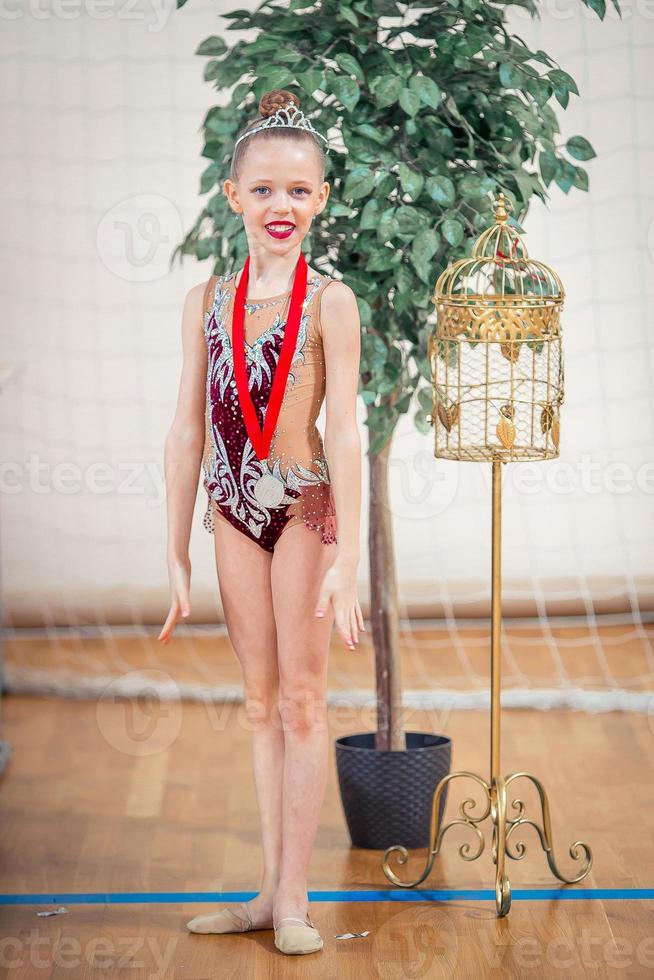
[
  {"xmin": 270, "ymin": 522, "xmax": 337, "ymax": 927},
  {"xmin": 196, "ymin": 510, "xmax": 283, "ymax": 928}
]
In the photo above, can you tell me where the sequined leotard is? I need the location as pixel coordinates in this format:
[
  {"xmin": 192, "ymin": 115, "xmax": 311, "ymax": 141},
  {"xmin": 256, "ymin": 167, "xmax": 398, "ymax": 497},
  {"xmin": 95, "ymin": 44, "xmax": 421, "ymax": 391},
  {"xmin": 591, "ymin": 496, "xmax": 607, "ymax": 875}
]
[{"xmin": 201, "ymin": 267, "xmax": 339, "ymax": 552}]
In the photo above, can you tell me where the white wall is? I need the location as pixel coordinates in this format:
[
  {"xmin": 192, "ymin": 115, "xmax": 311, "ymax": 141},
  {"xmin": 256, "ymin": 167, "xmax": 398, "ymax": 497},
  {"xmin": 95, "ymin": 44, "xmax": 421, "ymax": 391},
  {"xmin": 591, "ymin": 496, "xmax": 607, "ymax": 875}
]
[{"xmin": 1, "ymin": 0, "xmax": 652, "ymax": 624}]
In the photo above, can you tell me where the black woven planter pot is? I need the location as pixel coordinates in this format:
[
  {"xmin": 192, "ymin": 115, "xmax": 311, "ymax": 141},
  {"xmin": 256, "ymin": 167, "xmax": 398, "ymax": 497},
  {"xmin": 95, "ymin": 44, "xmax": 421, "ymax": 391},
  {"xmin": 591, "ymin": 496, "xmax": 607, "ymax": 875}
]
[{"xmin": 335, "ymin": 731, "xmax": 452, "ymax": 850}]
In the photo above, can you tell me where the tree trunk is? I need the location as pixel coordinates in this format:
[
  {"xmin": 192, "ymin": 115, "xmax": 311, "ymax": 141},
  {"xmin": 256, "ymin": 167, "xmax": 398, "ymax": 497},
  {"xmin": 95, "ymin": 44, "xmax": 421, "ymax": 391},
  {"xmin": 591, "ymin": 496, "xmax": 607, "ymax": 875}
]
[{"xmin": 367, "ymin": 410, "xmax": 404, "ymax": 752}]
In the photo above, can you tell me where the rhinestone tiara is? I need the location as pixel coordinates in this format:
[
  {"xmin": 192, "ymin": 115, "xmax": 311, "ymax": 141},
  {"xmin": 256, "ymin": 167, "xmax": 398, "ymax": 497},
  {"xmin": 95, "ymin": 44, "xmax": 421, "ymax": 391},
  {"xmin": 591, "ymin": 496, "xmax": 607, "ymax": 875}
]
[{"xmin": 234, "ymin": 102, "xmax": 330, "ymax": 151}]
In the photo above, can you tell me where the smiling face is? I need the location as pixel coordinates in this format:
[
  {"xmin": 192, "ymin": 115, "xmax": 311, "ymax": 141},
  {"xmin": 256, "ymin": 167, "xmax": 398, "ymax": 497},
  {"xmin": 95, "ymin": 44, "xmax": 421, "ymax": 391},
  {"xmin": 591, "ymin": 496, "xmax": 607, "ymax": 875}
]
[{"xmin": 223, "ymin": 137, "xmax": 330, "ymax": 258}]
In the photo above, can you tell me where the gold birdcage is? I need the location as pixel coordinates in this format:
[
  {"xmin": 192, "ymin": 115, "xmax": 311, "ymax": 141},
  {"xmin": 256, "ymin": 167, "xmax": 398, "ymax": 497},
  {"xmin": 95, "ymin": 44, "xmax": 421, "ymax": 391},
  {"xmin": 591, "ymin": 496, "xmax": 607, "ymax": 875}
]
[
  {"xmin": 382, "ymin": 193, "xmax": 592, "ymax": 916},
  {"xmin": 429, "ymin": 192, "xmax": 564, "ymax": 461}
]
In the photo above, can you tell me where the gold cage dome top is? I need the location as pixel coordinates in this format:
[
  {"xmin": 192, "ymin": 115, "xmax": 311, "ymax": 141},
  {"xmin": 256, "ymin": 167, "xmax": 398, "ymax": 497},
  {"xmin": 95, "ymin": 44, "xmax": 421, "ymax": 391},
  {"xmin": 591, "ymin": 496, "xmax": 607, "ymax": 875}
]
[{"xmin": 433, "ymin": 193, "xmax": 564, "ymax": 343}]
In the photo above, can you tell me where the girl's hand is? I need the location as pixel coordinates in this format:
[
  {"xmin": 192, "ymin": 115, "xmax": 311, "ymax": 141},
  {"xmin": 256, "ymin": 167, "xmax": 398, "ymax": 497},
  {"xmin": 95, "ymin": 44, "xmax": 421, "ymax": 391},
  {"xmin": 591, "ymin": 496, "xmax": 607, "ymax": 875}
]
[
  {"xmin": 158, "ymin": 557, "xmax": 192, "ymax": 644},
  {"xmin": 315, "ymin": 559, "xmax": 365, "ymax": 650}
]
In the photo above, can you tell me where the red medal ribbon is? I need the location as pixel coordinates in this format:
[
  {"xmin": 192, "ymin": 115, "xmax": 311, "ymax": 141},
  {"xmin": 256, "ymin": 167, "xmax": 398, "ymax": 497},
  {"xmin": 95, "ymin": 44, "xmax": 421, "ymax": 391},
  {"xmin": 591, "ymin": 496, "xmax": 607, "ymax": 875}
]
[{"xmin": 232, "ymin": 251, "xmax": 308, "ymax": 461}]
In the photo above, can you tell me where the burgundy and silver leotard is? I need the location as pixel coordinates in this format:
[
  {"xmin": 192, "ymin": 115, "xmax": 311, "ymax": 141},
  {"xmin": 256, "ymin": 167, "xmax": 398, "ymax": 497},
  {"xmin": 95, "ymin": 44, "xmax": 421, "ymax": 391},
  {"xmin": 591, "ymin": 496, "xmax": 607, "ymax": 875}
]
[{"xmin": 201, "ymin": 268, "xmax": 339, "ymax": 553}]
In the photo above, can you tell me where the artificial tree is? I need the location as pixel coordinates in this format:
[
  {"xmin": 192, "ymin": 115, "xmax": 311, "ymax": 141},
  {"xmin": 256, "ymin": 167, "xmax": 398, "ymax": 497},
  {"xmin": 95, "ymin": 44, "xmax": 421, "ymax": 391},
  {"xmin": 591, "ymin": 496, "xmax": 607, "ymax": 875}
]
[{"xmin": 174, "ymin": 0, "xmax": 618, "ymax": 751}]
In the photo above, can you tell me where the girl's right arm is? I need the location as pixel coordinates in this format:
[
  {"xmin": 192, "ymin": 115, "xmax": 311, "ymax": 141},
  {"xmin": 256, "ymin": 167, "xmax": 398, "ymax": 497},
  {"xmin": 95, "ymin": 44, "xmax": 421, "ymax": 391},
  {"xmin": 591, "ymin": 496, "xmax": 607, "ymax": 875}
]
[{"xmin": 158, "ymin": 279, "xmax": 209, "ymax": 644}]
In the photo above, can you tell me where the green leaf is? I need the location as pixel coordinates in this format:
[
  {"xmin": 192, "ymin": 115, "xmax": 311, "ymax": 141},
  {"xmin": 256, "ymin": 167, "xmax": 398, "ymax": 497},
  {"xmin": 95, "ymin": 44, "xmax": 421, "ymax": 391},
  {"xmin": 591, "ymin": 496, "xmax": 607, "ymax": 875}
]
[
  {"xmin": 566, "ymin": 135, "xmax": 596, "ymax": 161},
  {"xmin": 584, "ymin": 0, "xmax": 606, "ymax": 16},
  {"xmin": 338, "ymin": 2, "xmax": 359, "ymax": 26},
  {"xmin": 297, "ymin": 69, "xmax": 323, "ymax": 97},
  {"xmin": 395, "ymin": 205, "xmax": 423, "ymax": 235},
  {"xmin": 410, "ymin": 255, "xmax": 433, "ymax": 285},
  {"xmin": 359, "ymin": 198, "xmax": 380, "ymax": 230},
  {"xmin": 378, "ymin": 208, "xmax": 399, "ymax": 242},
  {"xmin": 203, "ymin": 60, "xmax": 222, "ymax": 83},
  {"xmin": 396, "ymin": 264, "xmax": 413, "ymax": 295},
  {"xmin": 412, "ymin": 228, "xmax": 440, "ymax": 261},
  {"xmin": 395, "ymin": 391, "xmax": 413, "ymax": 414},
  {"xmin": 414, "ymin": 407, "xmax": 432, "ymax": 435},
  {"xmin": 368, "ymin": 428, "xmax": 394, "ymax": 454},
  {"xmin": 200, "ymin": 161, "xmax": 220, "ymax": 193},
  {"xmin": 417, "ymin": 387, "xmax": 433, "ymax": 413},
  {"xmin": 507, "ymin": 216, "xmax": 527, "ymax": 235},
  {"xmin": 366, "ymin": 404, "xmax": 390, "ymax": 431},
  {"xmin": 231, "ymin": 82, "xmax": 250, "ymax": 105},
  {"xmin": 416, "ymin": 354, "xmax": 432, "ymax": 384},
  {"xmin": 399, "ymin": 89, "xmax": 421, "ymax": 117},
  {"xmin": 458, "ymin": 173, "xmax": 486, "ymax": 201},
  {"xmin": 196, "ymin": 36, "xmax": 227, "ymax": 56},
  {"xmin": 356, "ymin": 296, "xmax": 372, "ymax": 325},
  {"xmin": 572, "ymin": 165, "xmax": 589, "ymax": 191},
  {"xmin": 334, "ymin": 52, "xmax": 365, "ymax": 81},
  {"xmin": 442, "ymin": 218, "xmax": 464, "ymax": 247},
  {"xmin": 329, "ymin": 202, "xmax": 354, "ymax": 217},
  {"xmin": 205, "ymin": 114, "xmax": 234, "ymax": 137},
  {"xmin": 499, "ymin": 63, "xmax": 523, "ymax": 88},
  {"xmin": 376, "ymin": 172, "xmax": 396, "ymax": 197},
  {"xmin": 512, "ymin": 170, "xmax": 537, "ymax": 205},
  {"xmin": 398, "ymin": 163, "xmax": 425, "ymax": 200},
  {"xmin": 343, "ymin": 167, "xmax": 376, "ymax": 200},
  {"xmin": 330, "ymin": 74, "xmax": 360, "ymax": 113},
  {"xmin": 554, "ymin": 159, "xmax": 577, "ymax": 194},
  {"xmin": 409, "ymin": 74, "xmax": 442, "ymax": 110},
  {"xmin": 365, "ymin": 400, "xmax": 396, "ymax": 432},
  {"xmin": 426, "ymin": 175, "xmax": 455, "ymax": 206},
  {"xmin": 533, "ymin": 48, "xmax": 556, "ymax": 68},
  {"xmin": 254, "ymin": 68, "xmax": 295, "ymax": 93},
  {"xmin": 202, "ymin": 139, "xmax": 222, "ymax": 159},
  {"xmin": 539, "ymin": 150, "xmax": 559, "ymax": 184},
  {"xmin": 357, "ymin": 123, "xmax": 393, "ymax": 146},
  {"xmin": 370, "ymin": 74, "xmax": 403, "ymax": 108},
  {"xmin": 548, "ymin": 68, "xmax": 579, "ymax": 109},
  {"xmin": 196, "ymin": 237, "xmax": 216, "ymax": 260},
  {"xmin": 362, "ymin": 332, "xmax": 388, "ymax": 373},
  {"xmin": 410, "ymin": 229, "xmax": 439, "ymax": 285},
  {"xmin": 366, "ymin": 248, "xmax": 400, "ymax": 272}
]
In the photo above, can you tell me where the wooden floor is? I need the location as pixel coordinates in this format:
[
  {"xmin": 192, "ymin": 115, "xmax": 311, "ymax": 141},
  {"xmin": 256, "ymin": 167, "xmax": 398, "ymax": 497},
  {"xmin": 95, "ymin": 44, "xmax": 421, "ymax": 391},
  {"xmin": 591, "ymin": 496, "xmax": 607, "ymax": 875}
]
[{"xmin": 1, "ymin": 671, "xmax": 653, "ymax": 978}]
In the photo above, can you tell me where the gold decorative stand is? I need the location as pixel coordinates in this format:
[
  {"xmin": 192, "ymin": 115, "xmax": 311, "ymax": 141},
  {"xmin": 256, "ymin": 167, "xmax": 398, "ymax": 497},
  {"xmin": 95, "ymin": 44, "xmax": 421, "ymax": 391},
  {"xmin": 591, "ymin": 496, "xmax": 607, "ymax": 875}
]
[{"xmin": 381, "ymin": 195, "xmax": 593, "ymax": 916}]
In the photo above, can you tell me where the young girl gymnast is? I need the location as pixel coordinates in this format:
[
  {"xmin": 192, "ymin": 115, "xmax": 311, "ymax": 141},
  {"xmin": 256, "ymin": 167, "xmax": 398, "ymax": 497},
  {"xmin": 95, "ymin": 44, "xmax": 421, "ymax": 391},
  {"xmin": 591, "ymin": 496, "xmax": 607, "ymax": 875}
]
[{"xmin": 159, "ymin": 88, "xmax": 363, "ymax": 955}]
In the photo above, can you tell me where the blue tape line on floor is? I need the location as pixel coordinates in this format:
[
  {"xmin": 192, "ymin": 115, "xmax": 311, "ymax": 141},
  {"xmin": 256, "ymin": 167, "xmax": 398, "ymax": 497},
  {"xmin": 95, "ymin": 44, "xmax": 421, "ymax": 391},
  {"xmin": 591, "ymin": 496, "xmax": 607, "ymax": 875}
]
[{"xmin": 1, "ymin": 888, "xmax": 654, "ymax": 905}]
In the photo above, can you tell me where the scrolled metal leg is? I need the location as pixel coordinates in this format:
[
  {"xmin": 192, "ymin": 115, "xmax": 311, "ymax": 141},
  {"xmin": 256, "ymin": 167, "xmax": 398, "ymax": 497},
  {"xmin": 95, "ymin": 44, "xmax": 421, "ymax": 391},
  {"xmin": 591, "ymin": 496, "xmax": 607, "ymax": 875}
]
[
  {"xmin": 382, "ymin": 771, "xmax": 491, "ymax": 888},
  {"xmin": 491, "ymin": 777, "xmax": 512, "ymax": 916},
  {"xmin": 505, "ymin": 772, "xmax": 593, "ymax": 883}
]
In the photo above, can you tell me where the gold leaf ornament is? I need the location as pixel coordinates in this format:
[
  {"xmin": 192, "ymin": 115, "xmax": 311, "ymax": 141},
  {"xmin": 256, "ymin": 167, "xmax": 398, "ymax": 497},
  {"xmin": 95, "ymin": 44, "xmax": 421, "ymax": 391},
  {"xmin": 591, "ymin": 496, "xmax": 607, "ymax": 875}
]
[
  {"xmin": 500, "ymin": 340, "xmax": 521, "ymax": 363},
  {"xmin": 437, "ymin": 400, "xmax": 460, "ymax": 432},
  {"xmin": 496, "ymin": 403, "xmax": 516, "ymax": 449},
  {"xmin": 540, "ymin": 403, "xmax": 554, "ymax": 433}
]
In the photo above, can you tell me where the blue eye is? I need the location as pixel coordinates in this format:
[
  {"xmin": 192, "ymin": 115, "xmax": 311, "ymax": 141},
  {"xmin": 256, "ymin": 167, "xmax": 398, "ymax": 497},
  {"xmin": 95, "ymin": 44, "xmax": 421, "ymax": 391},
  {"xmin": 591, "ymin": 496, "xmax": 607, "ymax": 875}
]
[{"xmin": 253, "ymin": 187, "xmax": 309, "ymax": 195}]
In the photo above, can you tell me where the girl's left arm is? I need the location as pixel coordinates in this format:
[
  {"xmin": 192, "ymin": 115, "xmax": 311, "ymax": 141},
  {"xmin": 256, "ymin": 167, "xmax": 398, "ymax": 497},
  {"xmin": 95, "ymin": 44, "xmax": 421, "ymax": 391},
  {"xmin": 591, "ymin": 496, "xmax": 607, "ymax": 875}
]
[{"xmin": 316, "ymin": 280, "xmax": 365, "ymax": 649}]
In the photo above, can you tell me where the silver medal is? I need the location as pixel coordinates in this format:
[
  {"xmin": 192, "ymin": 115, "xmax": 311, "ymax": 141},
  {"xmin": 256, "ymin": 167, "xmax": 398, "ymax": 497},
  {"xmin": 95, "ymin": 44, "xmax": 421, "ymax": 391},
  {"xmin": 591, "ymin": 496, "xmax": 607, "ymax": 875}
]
[{"xmin": 253, "ymin": 473, "xmax": 286, "ymax": 507}]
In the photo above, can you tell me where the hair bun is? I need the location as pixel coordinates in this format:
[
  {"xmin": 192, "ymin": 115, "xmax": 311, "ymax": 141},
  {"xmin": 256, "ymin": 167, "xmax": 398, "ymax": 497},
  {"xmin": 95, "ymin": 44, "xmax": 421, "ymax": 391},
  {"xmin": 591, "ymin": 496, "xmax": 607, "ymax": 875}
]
[{"xmin": 259, "ymin": 89, "xmax": 301, "ymax": 119}]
